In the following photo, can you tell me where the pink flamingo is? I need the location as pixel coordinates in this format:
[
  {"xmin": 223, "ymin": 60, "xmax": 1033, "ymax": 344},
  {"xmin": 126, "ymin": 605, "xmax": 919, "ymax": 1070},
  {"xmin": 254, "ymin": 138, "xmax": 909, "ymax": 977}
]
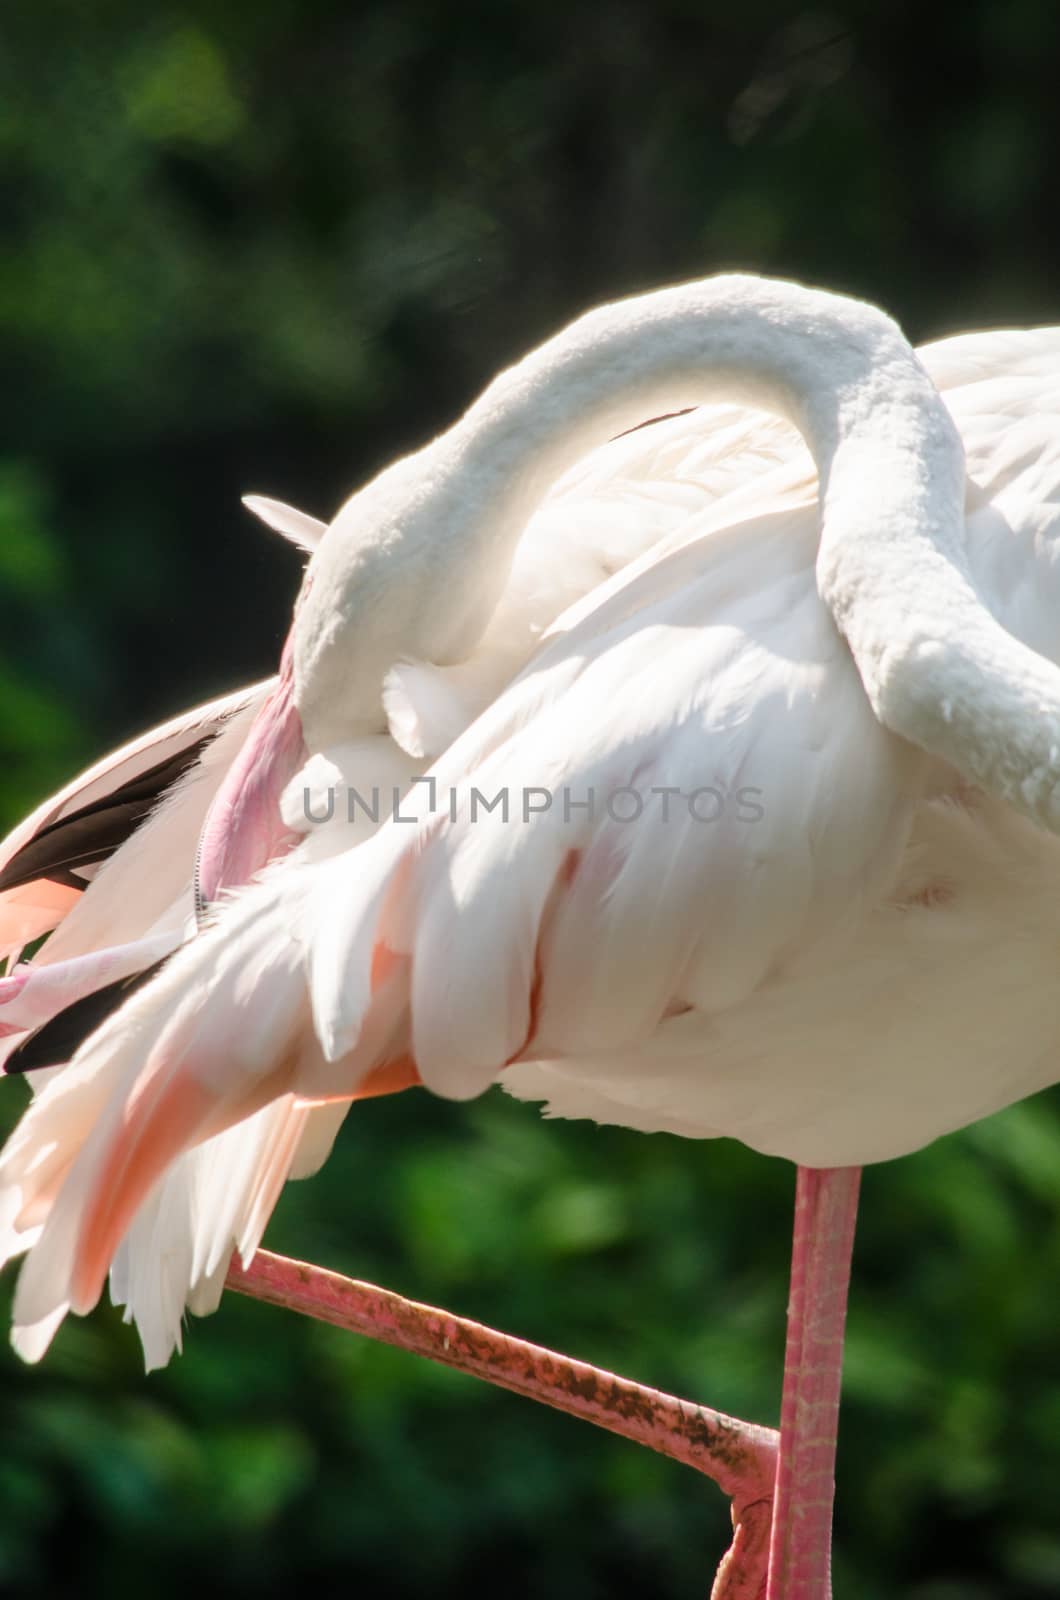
[{"xmin": 3, "ymin": 274, "xmax": 1060, "ymax": 1596}]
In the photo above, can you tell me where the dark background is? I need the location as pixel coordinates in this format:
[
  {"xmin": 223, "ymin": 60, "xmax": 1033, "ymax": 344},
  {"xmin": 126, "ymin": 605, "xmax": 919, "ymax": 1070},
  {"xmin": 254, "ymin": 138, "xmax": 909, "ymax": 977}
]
[{"xmin": 3, "ymin": 4, "xmax": 1060, "ymax": 1596}]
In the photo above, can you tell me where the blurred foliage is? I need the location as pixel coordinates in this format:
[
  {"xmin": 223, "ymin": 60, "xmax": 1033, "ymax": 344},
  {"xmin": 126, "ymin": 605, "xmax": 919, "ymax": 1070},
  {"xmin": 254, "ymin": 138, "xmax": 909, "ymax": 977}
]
[{"xmin": 2, "ymin": 1, "xmax": 1060, "ymax": 1595}]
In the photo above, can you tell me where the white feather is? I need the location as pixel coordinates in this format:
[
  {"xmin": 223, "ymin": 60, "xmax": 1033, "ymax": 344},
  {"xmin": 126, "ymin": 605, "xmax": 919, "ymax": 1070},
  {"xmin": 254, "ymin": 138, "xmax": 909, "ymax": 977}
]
[{"xmin": 242, "ymin": 495, "xmax": 327, "ymax": 552}]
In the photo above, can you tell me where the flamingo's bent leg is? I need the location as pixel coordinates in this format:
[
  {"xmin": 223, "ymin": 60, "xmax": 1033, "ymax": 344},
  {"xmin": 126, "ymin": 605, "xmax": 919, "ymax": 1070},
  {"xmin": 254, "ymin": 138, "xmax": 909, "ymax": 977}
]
[{"xmin": 228, "ymin": 1248, "xmax": 779, "ymax": 1584}]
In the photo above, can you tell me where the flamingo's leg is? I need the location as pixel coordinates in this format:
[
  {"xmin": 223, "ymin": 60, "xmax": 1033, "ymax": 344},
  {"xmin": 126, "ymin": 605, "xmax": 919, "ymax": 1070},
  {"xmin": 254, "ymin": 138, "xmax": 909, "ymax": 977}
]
[
  {"xmin": 711, "ymin": 1491, "xmax": 774, "ymax": 1600},
  {"xmin": 228, "ymin": 1248, "xmax": 778, "ymax": 1509},
  {"xmin": 765, "ymin": 1164, "xmax": 862, "ymax": 1600}
]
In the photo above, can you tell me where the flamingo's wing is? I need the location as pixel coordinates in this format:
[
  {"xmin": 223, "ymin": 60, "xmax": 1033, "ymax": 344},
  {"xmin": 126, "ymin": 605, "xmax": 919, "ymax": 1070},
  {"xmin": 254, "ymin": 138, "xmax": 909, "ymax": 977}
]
[
  {"xmin": 309, "ymin": 498, "xmax": 927, "ymax": 1099},
  {"xmin": 920, "ymin": 332, "xmax": 1060, "ymax": 674},
  {"xmin": 920, "ymin": 325, "xmax": 1060, "ymax": 388},
  {"xmin": 0, "ymin": 681, "xmax": 275, "ymax": 959}
]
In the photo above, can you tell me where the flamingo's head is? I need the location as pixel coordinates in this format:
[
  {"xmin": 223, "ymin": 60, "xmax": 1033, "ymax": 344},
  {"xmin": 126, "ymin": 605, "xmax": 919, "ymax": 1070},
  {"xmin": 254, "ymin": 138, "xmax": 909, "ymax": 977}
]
[{"xmin": 288, "ymin": 440, "xmax": 507, "ymax": 754}]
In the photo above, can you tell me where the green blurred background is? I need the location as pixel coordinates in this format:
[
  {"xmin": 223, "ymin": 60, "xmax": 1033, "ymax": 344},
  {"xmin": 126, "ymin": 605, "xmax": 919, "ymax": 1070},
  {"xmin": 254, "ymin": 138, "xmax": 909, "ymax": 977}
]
[{"xmin": 3, "ymin": 3, "xmax": 1060, "ymax": 1595}]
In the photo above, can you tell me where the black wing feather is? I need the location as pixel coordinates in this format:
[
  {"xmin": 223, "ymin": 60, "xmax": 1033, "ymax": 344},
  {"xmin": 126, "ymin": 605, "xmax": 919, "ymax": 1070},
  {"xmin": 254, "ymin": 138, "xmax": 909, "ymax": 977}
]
[
  {"xmin": 4, "ymin": 959, "xmax": 169, "ymax": 1074},
  {"xmin": 0, "ymin": 738, "xmax": 212, "ymax": 894}
]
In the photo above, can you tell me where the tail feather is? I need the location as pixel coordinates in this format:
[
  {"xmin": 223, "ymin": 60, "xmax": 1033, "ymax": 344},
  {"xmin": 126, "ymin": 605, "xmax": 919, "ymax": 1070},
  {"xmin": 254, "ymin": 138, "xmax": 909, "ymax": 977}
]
[
  {"xmin": 235, "ymin": 1097, "xmax": 314, "ymax": 1265},
  {"xmin": 11, "ymin": 1305, "xmax": 68, "ymax": 1364},
  {"xmin": 10, "ymin": 1036, "xmax": 226, "ymax": 1332},
  {"xmin": 0, "ymin": 1051, "xmax": 123, "ymax": 1241},
  {"xmin": 0, "ymin": 866, "xmax": 381, "ymax": 1364},
  {"xmin": 107, "ymin": 1096, "xmax": 348, "ymax": 1369},
  {"xmin": 188, "ymin": 1096, "xmax": 310, "ymax": 1286},
  {"xmin": 70, "ymin": 1063, "xmax": 223, "ymax": 1316}
]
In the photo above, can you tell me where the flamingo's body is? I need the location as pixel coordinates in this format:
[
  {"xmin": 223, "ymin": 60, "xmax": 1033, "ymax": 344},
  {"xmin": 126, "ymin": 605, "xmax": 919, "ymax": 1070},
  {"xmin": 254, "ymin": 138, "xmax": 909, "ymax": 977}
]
[{"xmin": 3, "ymin": 274, "xmax": 1060, "ymax": 1593}]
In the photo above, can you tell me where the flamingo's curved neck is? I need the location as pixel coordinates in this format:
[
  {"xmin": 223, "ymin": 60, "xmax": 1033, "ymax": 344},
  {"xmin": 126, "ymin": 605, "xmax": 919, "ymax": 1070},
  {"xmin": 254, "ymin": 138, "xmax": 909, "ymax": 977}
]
[
  {"xmin": 303, "ymin": 274, "xmax": 1060, "ymax": 829},
  {"xmin": 451, "ymin": 276, "xmax": 938, "ymax": 515}
]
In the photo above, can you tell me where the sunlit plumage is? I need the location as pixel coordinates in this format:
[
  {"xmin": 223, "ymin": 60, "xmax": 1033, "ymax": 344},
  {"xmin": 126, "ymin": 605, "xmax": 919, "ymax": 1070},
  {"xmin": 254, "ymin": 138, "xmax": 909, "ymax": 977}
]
[{"xmin": 2, "ymin": 275, "xmax": 1060, "ymax": 1391}]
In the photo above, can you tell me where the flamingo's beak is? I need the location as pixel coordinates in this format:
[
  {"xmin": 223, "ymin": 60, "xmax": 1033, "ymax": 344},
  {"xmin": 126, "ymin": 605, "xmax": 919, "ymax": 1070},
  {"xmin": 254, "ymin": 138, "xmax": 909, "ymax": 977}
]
[{"xmin": 195, "ymin": 640, "xmax": 307, "ymax": 916}]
